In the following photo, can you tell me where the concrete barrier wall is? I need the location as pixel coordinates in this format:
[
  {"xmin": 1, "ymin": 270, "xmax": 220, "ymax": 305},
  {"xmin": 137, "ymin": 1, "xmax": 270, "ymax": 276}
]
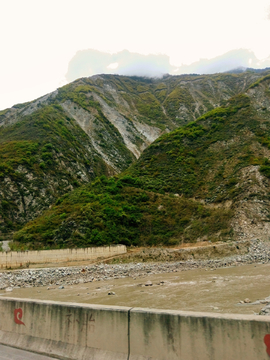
[
  {"xmin": 0, "ymin": 298, "xmax": 129, "ymax": 360},
  {"xmin": 129, "ymin": 308, "xmax": 270, "ymax": 360},
  {"xmin": 0, "ymin": 297, "xmax": 270, "ymax": 360},
  {"xmin": 0, "ymin": 245, "xmax": 126, "ymax": 269}
]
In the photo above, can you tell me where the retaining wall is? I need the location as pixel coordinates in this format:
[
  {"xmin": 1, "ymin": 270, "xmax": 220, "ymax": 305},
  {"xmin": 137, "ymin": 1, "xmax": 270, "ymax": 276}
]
[
  {"xmin": 0, "ymin": 297, "xmax": 270, "ymax": 359},
  {"xmin": 0, "ymin": 245, "xmax": 126, "ymax": 269}
]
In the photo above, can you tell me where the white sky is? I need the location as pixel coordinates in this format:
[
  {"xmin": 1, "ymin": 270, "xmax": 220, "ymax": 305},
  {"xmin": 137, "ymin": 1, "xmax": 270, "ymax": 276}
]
[{"xmin": 0, "ymin": 0, "xmax": 270, "ymax": 110}]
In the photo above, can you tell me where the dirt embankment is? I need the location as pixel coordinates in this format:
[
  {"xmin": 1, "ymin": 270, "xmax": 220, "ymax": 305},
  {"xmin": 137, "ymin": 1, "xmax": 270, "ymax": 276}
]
[{"xmin": 106, "ymin": 240, "xmax": 251, "ymax": 264}]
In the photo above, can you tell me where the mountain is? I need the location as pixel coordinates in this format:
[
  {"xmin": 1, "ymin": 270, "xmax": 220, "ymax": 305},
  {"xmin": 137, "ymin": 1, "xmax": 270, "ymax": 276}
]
[{"xmin": 12, "ymin": 73, "xmax": 270, "ymax": 249}]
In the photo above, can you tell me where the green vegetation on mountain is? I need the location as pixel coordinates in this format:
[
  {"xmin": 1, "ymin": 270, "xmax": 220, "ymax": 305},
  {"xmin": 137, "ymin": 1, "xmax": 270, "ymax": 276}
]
[
  {"xmin": 13, "ymin": 175, "xmax": 232, "ymax": 250},
  {"xmin": 0, "ymin": 105, "xmax": 111, "ymax": 236},
  {"xmin": 1, "ymin": 70, "xmax": 270, "ymax": 245},
  {"xmin": 126, "ymin": 93, "xmax": 263, "ymax": 201},
  {"xmin": 249, "ymin": 73, "xmax": 270, "ymax": 89},
  {"xmin": 81, "ymin": 71, "xmax": 270, "ymax": 127}
]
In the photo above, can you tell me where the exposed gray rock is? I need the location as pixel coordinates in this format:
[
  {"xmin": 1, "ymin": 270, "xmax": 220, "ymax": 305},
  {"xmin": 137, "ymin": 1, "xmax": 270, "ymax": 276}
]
[{"xmin": 145, "ymin": 281, "xmax": 153, "ymax": 286}]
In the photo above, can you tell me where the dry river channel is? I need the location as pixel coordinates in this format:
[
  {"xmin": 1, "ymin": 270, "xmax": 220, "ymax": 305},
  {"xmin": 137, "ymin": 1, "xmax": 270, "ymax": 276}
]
[{"xmin": 1, "ymin": 239, "xmax": 270, "ymax": 316}]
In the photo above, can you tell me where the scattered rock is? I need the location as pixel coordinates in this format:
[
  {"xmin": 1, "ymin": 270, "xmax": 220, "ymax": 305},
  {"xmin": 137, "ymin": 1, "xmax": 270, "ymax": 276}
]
[
  {"xmin": 260, "ymin": 304, "xmax": 270, "ymax": 315},
  {"xmin": 145, "ymin": 281, "xmax": 153, "ymax": 286},
  {"xmin": 250, "ymin": 300, "xmax": 261, "ymax": 305},
  {"xmin": 108, "ymin": 291, "xmax": 116, "ymax": 295}
]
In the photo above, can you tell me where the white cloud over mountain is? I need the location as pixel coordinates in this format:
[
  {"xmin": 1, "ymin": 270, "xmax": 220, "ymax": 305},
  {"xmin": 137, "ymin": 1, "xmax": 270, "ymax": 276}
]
[{"xmin": 66, "ymin": 49, "xmax": 270, "ymax": 82}]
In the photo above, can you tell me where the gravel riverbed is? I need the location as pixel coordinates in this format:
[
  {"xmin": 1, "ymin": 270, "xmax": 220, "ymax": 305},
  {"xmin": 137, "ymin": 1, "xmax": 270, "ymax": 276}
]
[{"xmin": 0, "ymin": 239, "xmax": 269, "ymax": 291}]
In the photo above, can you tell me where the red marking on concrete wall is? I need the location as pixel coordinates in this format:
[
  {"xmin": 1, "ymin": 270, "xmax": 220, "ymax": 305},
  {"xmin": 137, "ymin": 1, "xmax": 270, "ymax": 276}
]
[
  {"xmin": 14, "ymin": 308, "xmax": 25, "ymax": 326},
  {"xmin": 264, "ymin": 334, "xmax": 270, "ymax": 356}
]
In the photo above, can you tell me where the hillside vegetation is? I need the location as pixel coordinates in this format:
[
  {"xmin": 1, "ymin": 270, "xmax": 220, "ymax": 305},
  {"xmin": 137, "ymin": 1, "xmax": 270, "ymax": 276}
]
[
  {"xmin": 0, "ymin": 105, "xmax": 112, "ymax": 237},
  {"xmin": 126, "ymin": 75, "xmax": 270, "ymax": 198},
  {"xmin": 13, "ymin": 175, "xmax": 233, "ymax": 250},
  {"xmin": 12, "ymin": 73, "xmax": 270, "ymax": 249}
]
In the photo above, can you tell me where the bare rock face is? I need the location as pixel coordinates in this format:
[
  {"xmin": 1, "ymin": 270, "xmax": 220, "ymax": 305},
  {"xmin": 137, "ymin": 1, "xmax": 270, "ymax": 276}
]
[
  {"xmin": 1, "ymin": 241, "xmax": 10, "ymax": 251},
  {"xmin": 0, "ymin": 90, "xmax": 59, "ymax": 128},
  {"xmin": 231, "ymin": 166, "xmax": 270, "ymax": 242},
  {"xmin": 61, "ymin": 99, "xmax": 142, "ymax": 171}
]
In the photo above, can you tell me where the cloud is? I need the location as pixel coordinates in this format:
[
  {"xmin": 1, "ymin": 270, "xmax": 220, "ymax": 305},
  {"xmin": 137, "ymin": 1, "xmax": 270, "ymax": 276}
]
[
  {"xmin": 113, "ymin": 50, "xmax": 173, "ymax": 78},
  {"xmin": 259, "ymin": 55, "xmax": 270, "ymax": 68},
  {"xmin": 66, "ymin": 49, "xmax": 112, "ymax": 82},
  {"xmin": 66, "ymin": 49, "xmax": 174, "ymax": 82},
  {"xmin": 174, "ymin": 49, "xmax": 261, "ymax": 75},
  {"xmin": 66, "ymin": 48, "xmax": 270, "ymax": 82}
]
